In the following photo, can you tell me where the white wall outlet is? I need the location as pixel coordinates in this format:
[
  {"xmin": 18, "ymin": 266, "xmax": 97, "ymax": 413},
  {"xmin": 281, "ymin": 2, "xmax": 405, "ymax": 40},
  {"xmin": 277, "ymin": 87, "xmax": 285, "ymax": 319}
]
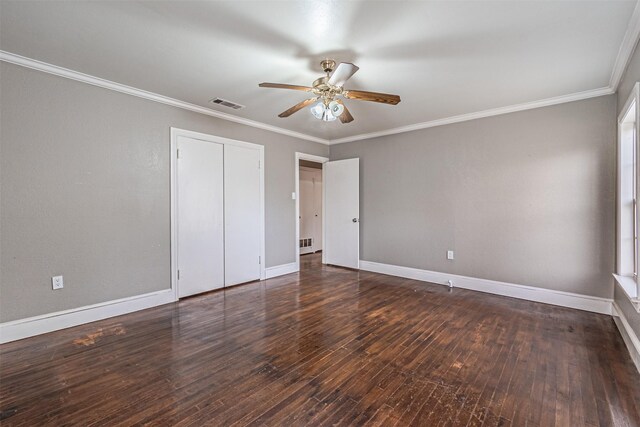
[
  {"xmin": 52, "ymin": 275, "xmax": 64, "ymax": 290},
  {"xmin": 447, "ymin": 250, "xmax": 454, "ymax": 260},
  {"xmin": 291, "ymin": 192, "xmax": 296, "ymax": 200}
]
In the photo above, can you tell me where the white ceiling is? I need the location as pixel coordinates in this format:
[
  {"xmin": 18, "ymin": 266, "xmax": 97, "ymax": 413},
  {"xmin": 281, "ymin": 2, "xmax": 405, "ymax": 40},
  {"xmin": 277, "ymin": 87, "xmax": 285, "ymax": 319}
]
[{"xmin": 0, "ymin": 1, "xmax": 637, "ymax": 143}]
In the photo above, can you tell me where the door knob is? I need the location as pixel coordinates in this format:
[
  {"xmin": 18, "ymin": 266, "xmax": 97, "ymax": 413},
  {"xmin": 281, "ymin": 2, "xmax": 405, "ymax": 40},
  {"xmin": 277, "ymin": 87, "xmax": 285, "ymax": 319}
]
[{"xmin": 352, "ymin": 218, "xmax": 359, "ymax": 223}]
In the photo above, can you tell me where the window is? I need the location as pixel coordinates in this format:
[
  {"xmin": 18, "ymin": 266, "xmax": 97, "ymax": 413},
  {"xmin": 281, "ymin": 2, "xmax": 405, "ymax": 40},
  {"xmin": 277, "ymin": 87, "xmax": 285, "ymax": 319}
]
[
  {"xmin": 634, "ymin": 127, "xmax": 638, "ymax": 278},
  {"xmin": 615, "ymin": 82, "xmax": 640, "ymax": 310}
]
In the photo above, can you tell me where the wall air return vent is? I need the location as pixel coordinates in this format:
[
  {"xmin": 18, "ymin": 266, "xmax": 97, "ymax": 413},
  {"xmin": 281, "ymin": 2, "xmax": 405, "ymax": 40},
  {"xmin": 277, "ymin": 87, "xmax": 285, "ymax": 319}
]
[{"xmin": 209, "ymin": 98, "xmax": 245, "ymax": 110}]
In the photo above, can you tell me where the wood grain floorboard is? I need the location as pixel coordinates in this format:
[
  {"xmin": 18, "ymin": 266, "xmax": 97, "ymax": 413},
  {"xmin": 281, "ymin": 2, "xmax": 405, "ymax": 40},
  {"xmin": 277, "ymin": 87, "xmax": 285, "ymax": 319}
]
[{"xmin": 1, "ymin": 253, "xmax": 639, "ymax": 426}]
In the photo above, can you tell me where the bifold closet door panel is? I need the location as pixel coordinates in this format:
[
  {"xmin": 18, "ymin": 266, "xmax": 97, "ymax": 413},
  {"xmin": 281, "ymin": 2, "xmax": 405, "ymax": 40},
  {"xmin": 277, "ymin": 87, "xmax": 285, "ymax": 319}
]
[
  {"xmin": 224, "ymin": 144, "xmax": 261, "ymax": 286},
  {"xmin": 177, "ymin": 136, "xmax": 225, "ymax": 297}
]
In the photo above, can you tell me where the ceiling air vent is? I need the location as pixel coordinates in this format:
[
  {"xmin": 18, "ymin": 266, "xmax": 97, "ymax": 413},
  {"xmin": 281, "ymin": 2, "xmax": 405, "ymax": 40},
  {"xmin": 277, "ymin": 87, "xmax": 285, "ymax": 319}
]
[{"xmin": 209, "ymin": 98, "xmax": 245, "ymax": 110}]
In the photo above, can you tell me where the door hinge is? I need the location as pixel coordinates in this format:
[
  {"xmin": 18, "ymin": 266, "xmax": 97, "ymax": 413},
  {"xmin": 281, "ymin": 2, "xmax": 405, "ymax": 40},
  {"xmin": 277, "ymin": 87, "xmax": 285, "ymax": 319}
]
[
  {"xmin": 258, "ymin": 160, "xmax": 261, "ymax": 170},
  {"xmin": 177, "ymin": 149, "xmax": 181, "ymax": 159},
  {"xmin": 259, "ymin": 256, "xmax": 261, "ymax": 265},
  {"xmin": 177, "ymin": 269, "xmax": 180, "ymax": 280}
]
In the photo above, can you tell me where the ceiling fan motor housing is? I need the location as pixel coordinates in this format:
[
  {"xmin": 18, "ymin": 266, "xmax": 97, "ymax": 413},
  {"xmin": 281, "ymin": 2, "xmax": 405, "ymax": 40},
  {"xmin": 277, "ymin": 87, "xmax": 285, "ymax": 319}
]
[
  {"xmin": 313, "ymin": 76, "xmax": 329, "ymax": 89},
  {"xmin": 320, "ymin": 59, "xmax": 336, "ymax": 73}
]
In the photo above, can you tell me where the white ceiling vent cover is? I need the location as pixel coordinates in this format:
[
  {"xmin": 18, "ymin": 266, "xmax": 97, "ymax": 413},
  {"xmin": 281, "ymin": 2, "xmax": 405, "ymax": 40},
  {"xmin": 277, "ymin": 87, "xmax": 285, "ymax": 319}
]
[{"xmin": 209, "ymin": 98, "xmax": 245, "ymax": 110}]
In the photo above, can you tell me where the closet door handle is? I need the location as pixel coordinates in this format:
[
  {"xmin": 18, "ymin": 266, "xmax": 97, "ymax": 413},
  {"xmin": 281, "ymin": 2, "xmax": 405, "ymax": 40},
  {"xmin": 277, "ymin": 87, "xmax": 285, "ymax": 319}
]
[{"xmin": 352, "ymin": 218, "xmax": 359, "ymax": 223}]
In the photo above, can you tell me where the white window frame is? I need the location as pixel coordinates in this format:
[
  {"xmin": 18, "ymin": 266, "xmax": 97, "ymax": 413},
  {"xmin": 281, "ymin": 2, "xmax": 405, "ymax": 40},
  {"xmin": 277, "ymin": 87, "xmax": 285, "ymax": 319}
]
[{"xmin": 615, "ymin": 82, "xmax": 640, "ymax": 312}]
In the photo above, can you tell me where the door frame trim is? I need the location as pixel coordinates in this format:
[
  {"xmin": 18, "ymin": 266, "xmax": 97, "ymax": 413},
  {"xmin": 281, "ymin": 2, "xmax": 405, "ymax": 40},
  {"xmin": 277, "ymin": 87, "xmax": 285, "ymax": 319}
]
[
  {"xmin": 171, "ymin": 128, "xmax": 266, "ymax": 300},
  {"xmin": 295, "ymin": 152, "xmax": 329, "ymax": 272}
]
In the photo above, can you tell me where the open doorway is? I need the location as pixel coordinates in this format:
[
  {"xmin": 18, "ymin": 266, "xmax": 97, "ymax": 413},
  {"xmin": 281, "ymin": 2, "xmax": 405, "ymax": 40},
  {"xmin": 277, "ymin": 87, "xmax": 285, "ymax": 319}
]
[
  {"xmin": 299, "ymin": 160, "xmax": 323, "ymax": 261},
  {"xmin": 295, "ymin": 153, "xmax": 329, "ymax": 272}
]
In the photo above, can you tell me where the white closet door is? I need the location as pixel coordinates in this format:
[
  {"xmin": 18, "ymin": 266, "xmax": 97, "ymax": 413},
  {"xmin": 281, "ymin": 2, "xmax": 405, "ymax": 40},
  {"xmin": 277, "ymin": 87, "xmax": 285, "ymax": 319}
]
[
  {"xmin": 325, "ymin": 158, "xmax": 359, "ymax": 269},
  {"xmin": 177, "ymin": 136, "xmax": 224, "ymax": 297},
  {"xmin": 224, "ymin": 144, "xmax": 261, "ymax": 286}
]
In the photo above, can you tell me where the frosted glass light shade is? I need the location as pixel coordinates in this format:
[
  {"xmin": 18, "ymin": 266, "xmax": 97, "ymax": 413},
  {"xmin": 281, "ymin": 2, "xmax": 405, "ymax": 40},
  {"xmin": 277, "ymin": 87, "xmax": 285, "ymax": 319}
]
[
  {"xmin": 328, "ymin": 100, "xmax": 344, "ymax": 117},
  {"xmin": 310, "ymin": 102, "xmax": 325, "ymax": 119},
  {"xmin": 310, "ymin": 101, "xmax": 338, "ymax": 121},
  {"xmin": 322, "ymin": 109, "xmax": 337, "ymax": 121}
]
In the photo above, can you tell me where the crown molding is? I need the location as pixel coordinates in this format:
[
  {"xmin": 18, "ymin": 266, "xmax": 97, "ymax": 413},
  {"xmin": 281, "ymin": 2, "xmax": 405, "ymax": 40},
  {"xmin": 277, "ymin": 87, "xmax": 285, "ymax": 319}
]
[
  {"xmin": 0, "ymin": 50, "xmax": 623, "ymax": 147},
  {"xmin": 610, "ymin": 0, "xmax": 640, "ymax": 91},
  {"xmin": 330, "ymin": 86, "xmax": 614, "ymax": 145},
  {"xmin": 0, "ymin": 51, "xmax": 329, "ymax": 145}
]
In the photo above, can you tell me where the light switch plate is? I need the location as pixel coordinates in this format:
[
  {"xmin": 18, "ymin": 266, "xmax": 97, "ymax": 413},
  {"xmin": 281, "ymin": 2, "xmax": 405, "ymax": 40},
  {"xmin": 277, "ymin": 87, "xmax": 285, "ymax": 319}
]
[
  {"xmin": 447, "ymin": 250, "xmax": 454, "ymax": 260},
  {"xmin": 52, "ymin": 275, "xmax": 64, "ymax": 290},
  {"xmin": 291, "ymin": 192, "xmax": 296, "ymax": 200}
]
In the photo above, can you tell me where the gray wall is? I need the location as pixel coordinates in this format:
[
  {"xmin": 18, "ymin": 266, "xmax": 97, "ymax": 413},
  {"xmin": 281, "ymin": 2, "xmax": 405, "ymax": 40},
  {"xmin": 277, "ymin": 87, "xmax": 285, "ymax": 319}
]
[
  {"xmin": 330, "ymin": 95, "xmax": 616, "ymax": 299},
  {"xmin": 0, "ymin": 62, "xmax": 328, "ymax": 322},
  {"xmin": 616, "ymin": 40, "xmax": 640, "ymax": 338},
  {"xmin": 618, "ymin": 41, "xmax": 640, "ymax": 114}
]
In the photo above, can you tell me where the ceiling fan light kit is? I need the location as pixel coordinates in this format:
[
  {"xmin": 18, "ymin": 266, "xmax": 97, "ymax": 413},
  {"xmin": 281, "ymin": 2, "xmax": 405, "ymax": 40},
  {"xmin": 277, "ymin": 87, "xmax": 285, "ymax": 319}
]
[
  {"xmin": 310, "ymin": 100, "xmax": 344, "ymax": 122},
  {"xmin": 259, "ymin": 59, "xmax": 401, "ymax": 124}
]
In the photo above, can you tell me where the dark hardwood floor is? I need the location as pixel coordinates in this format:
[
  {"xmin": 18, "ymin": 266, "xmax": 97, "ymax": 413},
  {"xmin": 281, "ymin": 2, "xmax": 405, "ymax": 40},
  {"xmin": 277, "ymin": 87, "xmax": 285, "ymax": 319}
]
[{"xmin": 1, "ymin": 253, "xmax": 639, "ymax": 426}]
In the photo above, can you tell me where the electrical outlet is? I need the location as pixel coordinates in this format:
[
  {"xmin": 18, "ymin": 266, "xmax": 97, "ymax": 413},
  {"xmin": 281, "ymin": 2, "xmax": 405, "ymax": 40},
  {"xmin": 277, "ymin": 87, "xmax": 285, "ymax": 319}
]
[
  {"xmin": 52, "ymin": 275, "xmax": 64, "ymax": 290},
  {"xmin": 447, "ymin": 250, "xmax": 454, "ymax": 260}
]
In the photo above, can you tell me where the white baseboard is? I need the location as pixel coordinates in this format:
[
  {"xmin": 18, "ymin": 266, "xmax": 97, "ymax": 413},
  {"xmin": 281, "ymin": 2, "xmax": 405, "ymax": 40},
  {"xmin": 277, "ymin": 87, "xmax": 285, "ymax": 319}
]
[
  {"xmin": 265, "ymin": 262, "xmax": 298, "ymax": 279},
  {"xmin": 612, "ymin": 302, "xmax": 640, "ymax": 373},
  {"xmin": 359, "ymin": 260, "xmax": 612, "ymax": 315},
  {"xmin": 0, "ymin": 262, "xmax": 616, "ymax": 344},
  {"xmin": 0, "ymin": 289, "xmax": 175, "ymax": 344},
  {"xmin": 2, "ymin": 260, "xmax": 301, "ymax": 344}
]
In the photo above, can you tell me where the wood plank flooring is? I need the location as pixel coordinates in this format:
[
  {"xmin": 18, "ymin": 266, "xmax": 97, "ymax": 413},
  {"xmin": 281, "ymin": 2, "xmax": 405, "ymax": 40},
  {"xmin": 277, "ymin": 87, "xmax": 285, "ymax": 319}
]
[{"xmin": 1, "ymin": 253, "xmax": 639, "ymax": 426}]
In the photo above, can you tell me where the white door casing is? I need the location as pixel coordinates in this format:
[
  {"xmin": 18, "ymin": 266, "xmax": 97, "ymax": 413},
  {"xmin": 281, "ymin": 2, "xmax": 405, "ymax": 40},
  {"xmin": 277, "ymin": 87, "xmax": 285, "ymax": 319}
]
[
  {"xmin": 324, "ymin": 158, "xmax": 360, "ymax": 269},
  {"xmin": 176, "ymin": 136, "xmax": 225, "ymax": 297},
  {"xmin": 294, "ymin": 152, "xmax": 329, "ymax": 271}
]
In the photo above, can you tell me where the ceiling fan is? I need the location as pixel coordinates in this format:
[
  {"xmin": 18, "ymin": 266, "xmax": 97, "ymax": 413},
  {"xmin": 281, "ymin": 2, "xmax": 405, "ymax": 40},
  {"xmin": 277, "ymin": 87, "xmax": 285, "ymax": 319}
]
[{"xmin": 259, "ymin": 59, "xmax": 401, "ymax": 123}]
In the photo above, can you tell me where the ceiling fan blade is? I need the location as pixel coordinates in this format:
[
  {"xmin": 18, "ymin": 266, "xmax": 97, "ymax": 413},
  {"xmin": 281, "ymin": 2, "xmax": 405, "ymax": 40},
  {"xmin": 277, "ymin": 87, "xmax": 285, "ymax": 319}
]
[
  {"xmin": 328, "ymin": 63, "xmax": 359, "ymax": 87},
  {"xmin": 336, "ymin": 99, "xmax": 354, "ymax": 123},
  {"xmin": 343, "ymin": 90, "xmax": 401, "ymax": 105},
  {"xmin": 259, "ymin": 82, "xmax": 313, "ymax": 92},
  {"xmin": 278, "ymin": 97, "xmax": 318, "ymax": 118}
]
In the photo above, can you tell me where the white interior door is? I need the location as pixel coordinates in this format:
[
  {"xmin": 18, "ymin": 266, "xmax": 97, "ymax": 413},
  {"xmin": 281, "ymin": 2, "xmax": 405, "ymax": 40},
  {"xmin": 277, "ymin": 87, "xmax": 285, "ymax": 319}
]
[
  {"xmin": 314, "ymin": 174, "xmax": 323, "ymax": 251},
  {"xmin": 177, "ymin": 136, "xmax": 224, "ymax": 297},
  {"xmin": 325, "ymin": 158, "xmax": 359, "ymax": 269},
  {"xmin": 225, "ymin": 144, "xmax": 262, "ymax": 286}
]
